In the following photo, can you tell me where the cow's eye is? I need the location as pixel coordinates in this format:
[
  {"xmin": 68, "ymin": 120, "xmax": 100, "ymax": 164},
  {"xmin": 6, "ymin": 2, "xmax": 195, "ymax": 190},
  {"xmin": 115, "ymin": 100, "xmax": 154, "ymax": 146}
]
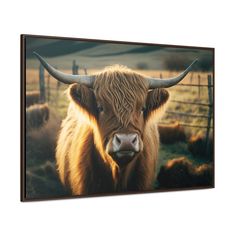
[
  {"xmin": 97, "ymin": 105, "xmax": 104, "ymax": 113},
  {"xmin": 141, "ymin": 107, "xmax": 146, "ymax": 113}
]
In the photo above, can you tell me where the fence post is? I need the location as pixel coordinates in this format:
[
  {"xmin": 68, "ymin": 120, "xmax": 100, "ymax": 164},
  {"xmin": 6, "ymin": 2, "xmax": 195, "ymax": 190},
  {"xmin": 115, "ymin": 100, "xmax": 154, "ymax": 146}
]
[
  {"xmin": 205, "ymin": 74, "xmax": 213, "ymax": 154},
  {"xmin": 190, "ymin": 72, "xmax": 193, "ymax": 84},
  {"xmin": 56, "ymin": 80, "xmax": 61, "ymax": 107},
  {"xmin": 190, "ymin": 72, "xmax": 194, "ymax": 93},
  {"xmin": 47, "ymin": 74, "xmax": 50, "ymax": 102},
  {"xmin": 39, "ymin": 64, "xmax": 45, "ymax": 103},
  {"xmin": 72, "ymin": 60, "xmax": 79, "ymax": 75},
  {"xmin": 198, "ymin": 74, "xmax": 201, "ymax": 99}
]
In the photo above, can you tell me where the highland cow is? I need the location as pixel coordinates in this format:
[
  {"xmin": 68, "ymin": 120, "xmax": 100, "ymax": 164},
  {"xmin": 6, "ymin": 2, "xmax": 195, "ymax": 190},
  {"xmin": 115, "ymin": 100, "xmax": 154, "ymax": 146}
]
[
  {"xmin": 25, "ymin": 107, "xmax": 66, "ymax": 198},
  {"xmin": 188, "ymin": 132, "xmax": 213, "ymax": 160},
  {"xmin": 34, "ymin": 52, "xmax": 197, "ymax": 196},
  {"xmin": 157, "ymin": 157, "xmax": 213, "ymax": 188},
  {"xmin": 26, "ymin": 103, "xmax": 49, "ymax": 131},
  {"xmin": 158, "ymin": 121, "xmax": 186, "ymax": 144},
  {"xmin": 26, "ymin": 106, "xmax": 61, "ymax": 162}
]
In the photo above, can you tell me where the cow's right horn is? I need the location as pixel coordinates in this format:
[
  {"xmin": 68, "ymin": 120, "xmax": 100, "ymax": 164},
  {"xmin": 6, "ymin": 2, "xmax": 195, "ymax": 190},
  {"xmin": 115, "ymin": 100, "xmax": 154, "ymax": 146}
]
[
  {"xmin": 146, "ymin": 59, "xmax": 198, "ymax": 89},
  {"xmin": 34, "ymin": 52, "xmax": 95, "ymax": 88}
]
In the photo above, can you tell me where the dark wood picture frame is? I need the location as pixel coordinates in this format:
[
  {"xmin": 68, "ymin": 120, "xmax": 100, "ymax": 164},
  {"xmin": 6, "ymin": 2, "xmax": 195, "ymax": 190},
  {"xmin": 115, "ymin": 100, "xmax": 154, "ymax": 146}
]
[{"xmin": 21, "ymin": 34, "xmax": 214, "ymax": 201}]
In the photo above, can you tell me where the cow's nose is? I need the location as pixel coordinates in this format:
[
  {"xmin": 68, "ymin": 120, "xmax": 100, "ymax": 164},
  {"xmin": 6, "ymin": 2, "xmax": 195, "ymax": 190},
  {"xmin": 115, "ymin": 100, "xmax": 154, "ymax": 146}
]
[{"xmin": 112, "ymin": 133, "xmax": 139, "ymax": 153}]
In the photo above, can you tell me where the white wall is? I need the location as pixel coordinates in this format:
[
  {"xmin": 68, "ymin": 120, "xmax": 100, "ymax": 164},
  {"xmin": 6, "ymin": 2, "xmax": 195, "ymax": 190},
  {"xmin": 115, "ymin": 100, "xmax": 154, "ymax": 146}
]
[{"xmin": 0, "ymin": 0, "xmax": 235, "ymax": 235}]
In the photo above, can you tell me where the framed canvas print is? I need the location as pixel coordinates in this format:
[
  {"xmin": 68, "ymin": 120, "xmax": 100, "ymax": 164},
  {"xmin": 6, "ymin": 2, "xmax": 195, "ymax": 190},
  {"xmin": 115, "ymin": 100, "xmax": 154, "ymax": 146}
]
[{"xmin": 21, "ymin": 34, "xmax": 214, "ymax": 201}]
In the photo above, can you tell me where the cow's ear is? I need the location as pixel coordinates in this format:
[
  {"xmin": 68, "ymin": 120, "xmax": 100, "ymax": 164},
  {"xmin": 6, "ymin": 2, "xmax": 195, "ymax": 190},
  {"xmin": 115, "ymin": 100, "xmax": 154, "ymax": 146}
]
[
  {"xmin": 68, "ymin": 84, "xmax": 98, "ymax": 117},
  {"xmin": 144, "ymin": 88, "xmax": 169, "ymax": 120}
]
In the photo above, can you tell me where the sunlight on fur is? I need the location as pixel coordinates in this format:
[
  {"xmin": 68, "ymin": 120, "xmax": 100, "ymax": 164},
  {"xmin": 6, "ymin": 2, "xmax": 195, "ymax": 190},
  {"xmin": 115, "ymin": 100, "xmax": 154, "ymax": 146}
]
[{"xmin": 70, "ymin": 100, "xmax": 119, "ymax": 183}]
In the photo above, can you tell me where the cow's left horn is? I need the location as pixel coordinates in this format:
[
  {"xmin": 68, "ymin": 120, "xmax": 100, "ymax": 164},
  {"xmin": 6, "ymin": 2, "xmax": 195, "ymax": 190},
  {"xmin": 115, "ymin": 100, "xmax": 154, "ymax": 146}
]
[
  {"xmin": 146, "ymin": 59, "xmax": 198, "ymax": 89},
  {"xmin": 33, "ymin": 52, "xmax": 95, "ymax": 87}
]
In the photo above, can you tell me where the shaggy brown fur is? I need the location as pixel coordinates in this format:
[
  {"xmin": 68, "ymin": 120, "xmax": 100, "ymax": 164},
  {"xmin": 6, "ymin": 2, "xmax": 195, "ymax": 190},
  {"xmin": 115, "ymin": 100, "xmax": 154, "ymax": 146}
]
[
  {"xmin": 157, "ymin": 157, "xmax": 213, "ymax": 188},
  {"xmin": 26, "ymin": 103, "xmax": 49, "ymax": 131},
  {"xmin": 158, "ymin": 121, "xmax": 186, "ymax": 144},
  {"xmin": 94, "ymin": 65, "xmax": 148, "ymax": 127},
  {"xmin": 56, "ymin": 65, "xmax": 170, "ymax": 195},
  {"xmin": 26, "ymin": 91, "xmax": 40, "ymax": 107},
  {"xmin": 188, "ymin": 132, "xmax": 213, "ymax": 160}
]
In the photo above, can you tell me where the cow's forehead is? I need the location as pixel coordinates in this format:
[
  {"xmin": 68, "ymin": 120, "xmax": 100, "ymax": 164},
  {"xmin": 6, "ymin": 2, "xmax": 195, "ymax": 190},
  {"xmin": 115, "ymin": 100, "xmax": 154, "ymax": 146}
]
[{"xmin": 94, "ymin": 65, "xmax": 148, "ymax": 126}]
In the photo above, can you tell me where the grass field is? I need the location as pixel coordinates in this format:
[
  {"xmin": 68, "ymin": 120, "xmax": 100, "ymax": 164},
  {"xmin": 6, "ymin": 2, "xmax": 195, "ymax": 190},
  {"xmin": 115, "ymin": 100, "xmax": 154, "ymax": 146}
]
[{"xmin": 25, "ymin": 68, "xmax": 214, "ymax": 199}]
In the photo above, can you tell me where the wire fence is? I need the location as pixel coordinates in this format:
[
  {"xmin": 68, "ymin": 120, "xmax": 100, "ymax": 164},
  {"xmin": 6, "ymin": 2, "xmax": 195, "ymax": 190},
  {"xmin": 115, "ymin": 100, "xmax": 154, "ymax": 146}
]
[
  {"xmin": 159, "ymin": 73, "xmax": 213, "ymax": 154},
  {"xmin": 160, "ymin": 74, "xmax": 213, "ymax": 130}
]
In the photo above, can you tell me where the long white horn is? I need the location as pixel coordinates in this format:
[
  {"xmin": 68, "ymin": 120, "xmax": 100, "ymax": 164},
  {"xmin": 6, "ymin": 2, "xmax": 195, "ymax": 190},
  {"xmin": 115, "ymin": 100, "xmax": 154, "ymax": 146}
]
[
  {"xmin": 146, "ymin": 59, "xmax": 198, "ymax": 89},
  {"xmin": 34, "ymin": 52, "xmax": 95, "ymax": 88}
]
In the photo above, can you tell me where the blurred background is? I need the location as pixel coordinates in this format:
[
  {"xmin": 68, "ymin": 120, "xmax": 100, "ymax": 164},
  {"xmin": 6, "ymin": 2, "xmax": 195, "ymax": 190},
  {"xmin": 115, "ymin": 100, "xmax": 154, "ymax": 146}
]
[{"xmin": 25, "ymin": 36, "xmax": 214, "ymax": 199}]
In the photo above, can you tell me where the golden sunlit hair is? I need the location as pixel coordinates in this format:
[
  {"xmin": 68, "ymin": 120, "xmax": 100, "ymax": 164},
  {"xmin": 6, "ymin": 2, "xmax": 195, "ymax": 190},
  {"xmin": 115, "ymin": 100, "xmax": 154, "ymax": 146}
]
[
  {"xmin": 56, "ymin": 88, "xmax": 119, "ymax": 189},
  {"xmin": 71, "ymin": 100, "xmax": 119, "ymax": 181}
]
